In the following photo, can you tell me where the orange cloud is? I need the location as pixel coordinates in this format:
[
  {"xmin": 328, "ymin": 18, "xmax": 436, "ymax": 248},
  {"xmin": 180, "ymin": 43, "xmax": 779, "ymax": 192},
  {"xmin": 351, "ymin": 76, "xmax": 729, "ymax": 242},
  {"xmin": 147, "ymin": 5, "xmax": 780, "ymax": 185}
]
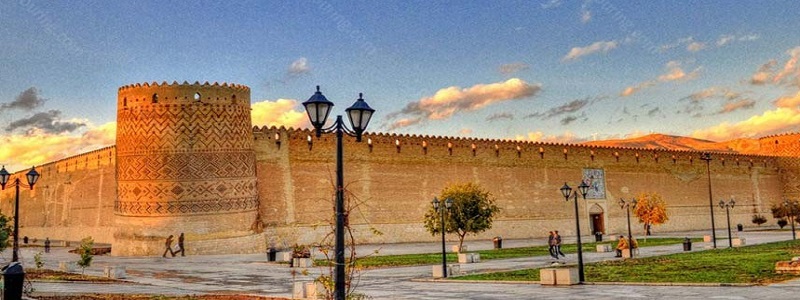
[
  {"xmin": 622, "ymin": 61, "xmax": 700, "ymax": 97},
  {"xmin": 0, "ymin": 122, "xmax": 116, "ymax": 172},
  {"xmin": 386, "ymin": 78, "xmax": 540, "ymax": 130},
  {"xmin": 686, "ymin": 41, "xmax": 706, "ymax": 52},
  {"xmin": 750, "ymin": 46, "xmax": 800, "ymax": 86},
  {"xmin": 514, "ymin": 131, "xmax": 580, "ymax": 143},
  {"xmin": 563, "ymin": 40, "xmax": 618, "ymax": 61},
  {"xmin": 691, "ymin": 91, "xmax": 800, "ymax": 141},
  {"xmin": 250, "ymin": 99, "xmax": 309, "ymax": 129},
  {"xmin": 620, "ymin": 81, "xmax": 655, "ymax": 97}
]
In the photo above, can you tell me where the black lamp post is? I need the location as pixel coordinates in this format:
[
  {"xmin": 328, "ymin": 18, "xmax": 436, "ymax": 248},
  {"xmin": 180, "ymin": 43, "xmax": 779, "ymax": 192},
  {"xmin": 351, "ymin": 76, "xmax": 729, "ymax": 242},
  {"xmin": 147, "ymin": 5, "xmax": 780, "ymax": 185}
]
[
  {"xmin": 618, "ymin": 198, "xmax": 637, "ymax": 258},
  {"xmin": 0, "ymin": 166, "xmax": 41, "ymax": 262},
  {"xmin": 719, "ymin": 199, "xmax": 735, "ymax": 248},
  {"xmin": 784, "ymin": 200, "xmax": 796, "ymax": 240},
  {"xmin": 699, "ymin": 153, "xmax": 717, "ymax": 248},
  {"xmin": 302, "ymin": 86, "xmax": 375, "ymax": 300},
  {"xmin": 432, "ymin": 197, "xmax": 453, "ymax": 278},
  {"xmin": 559, "ymin": 181, "xmax": 590, "ymax": 283}
]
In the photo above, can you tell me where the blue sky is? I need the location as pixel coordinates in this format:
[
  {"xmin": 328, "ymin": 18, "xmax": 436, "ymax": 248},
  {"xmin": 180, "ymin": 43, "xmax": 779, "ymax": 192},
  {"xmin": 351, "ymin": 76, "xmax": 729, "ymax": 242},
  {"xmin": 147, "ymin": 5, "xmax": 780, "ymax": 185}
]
[{"xmin": 2, "ymin": 0, "xmax": 800, "ymax": 170}]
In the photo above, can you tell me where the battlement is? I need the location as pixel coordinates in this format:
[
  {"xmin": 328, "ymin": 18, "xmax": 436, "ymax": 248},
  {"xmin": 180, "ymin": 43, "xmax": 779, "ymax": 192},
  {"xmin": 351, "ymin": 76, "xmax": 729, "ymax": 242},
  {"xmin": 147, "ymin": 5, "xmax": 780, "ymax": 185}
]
[
  {"xmin": 117, "ymin": 81, "xmax": 251, "ymax": 109},
  {"xmin": 252, "ymin": 126, "xmax": 779, "ymax": 169}
]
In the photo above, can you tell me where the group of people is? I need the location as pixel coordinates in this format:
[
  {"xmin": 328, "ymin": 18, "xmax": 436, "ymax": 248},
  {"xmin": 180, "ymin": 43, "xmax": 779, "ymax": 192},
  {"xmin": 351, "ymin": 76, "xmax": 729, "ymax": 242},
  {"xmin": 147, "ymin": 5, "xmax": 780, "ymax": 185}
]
[
  {"xmin": 547, "ymin": 231, "xmax": 565, "ymax": 259},
  {"xmin": 163, "ymin": 233, "xmax": 186, "ymax": 258},
  {"xmin": 614, "ymin": 235, "xmax": 639, "ymax": 257}
]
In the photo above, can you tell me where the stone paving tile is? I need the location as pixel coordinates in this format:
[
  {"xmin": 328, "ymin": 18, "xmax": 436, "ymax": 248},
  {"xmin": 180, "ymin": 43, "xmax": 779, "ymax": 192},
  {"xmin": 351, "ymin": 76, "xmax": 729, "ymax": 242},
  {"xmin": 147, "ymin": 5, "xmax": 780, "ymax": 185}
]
[{"xmin": 9, "ymin": 230, "xmax": 800, "ymax": 299}]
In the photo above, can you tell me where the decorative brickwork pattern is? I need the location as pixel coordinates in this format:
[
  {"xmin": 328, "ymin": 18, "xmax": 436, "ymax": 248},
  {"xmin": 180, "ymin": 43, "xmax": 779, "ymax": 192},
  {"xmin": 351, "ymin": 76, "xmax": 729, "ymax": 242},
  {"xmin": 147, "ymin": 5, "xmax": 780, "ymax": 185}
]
[
  {"xmin": 115, "ymin": 197, "xmax": 259, "ymax": 216},
  {"xmin": 117, "ymin": 152, "xmax": 255, "ymax": 181},
  {"xmin": 115, "ymin": 82, "xmax": 257, "ymax": 217}
]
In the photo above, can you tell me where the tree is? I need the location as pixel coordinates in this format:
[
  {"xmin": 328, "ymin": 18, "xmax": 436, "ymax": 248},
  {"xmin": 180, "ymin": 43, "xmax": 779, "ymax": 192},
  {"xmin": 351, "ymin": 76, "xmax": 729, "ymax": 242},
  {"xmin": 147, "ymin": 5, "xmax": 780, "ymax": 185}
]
[
  {"xmin": 770, "ymin": 202, "xmax": 800, "ymax": 224},
  {"xmin": 77, "ymin": 236, "xmax": 94, "ymax": 274},
  {"xmin": 311, "ymin": 177, "xmax": 380, "ymax": 300},
  {"xmin": 751, "ymin": 214, "xmax": 767, "ymax": 226},
  {"xmin": 633, "ymin": 192, "xmax": 669, "ymax": 236},
  {"xmin": 424, "ymin": 182, "xmax": 501, "ymax": 251},
  {"xmin": 0, "ymin": 211, "xmax": 11, "ymax": 253}
]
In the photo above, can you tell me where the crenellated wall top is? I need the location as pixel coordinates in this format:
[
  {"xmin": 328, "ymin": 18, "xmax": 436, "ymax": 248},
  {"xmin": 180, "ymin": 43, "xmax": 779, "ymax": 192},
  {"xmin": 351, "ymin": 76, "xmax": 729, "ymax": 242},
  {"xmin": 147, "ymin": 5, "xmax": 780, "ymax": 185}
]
[
  {"xmin": 252, "ymin": 125, "xmax": 782, "ymax": 163},
  {"xmin": 117, "ymin": 81, "xmax": 251, "ymax": 109},
  {"xmin": 118, "ymin": 81, "xmax": 250, "ymax": 91}
]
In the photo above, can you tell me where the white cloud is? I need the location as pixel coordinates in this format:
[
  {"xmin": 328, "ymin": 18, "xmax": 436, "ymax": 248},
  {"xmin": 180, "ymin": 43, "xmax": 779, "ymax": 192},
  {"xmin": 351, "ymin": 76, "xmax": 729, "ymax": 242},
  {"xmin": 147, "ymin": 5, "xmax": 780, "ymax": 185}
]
[
  {"xmin": 288, "ymin": 57, "xmax": 311, "ymax": 75},
  {"xmin": 498, "ymin": 62, "xmax": 530, "ymax": 75},
  {"xmin": 717, "ymin": 33, "xmax": 759, "ymax": 47},
  {"xmin": 562, "ymin": 40, "xmax": 618, "ymax": 61}
]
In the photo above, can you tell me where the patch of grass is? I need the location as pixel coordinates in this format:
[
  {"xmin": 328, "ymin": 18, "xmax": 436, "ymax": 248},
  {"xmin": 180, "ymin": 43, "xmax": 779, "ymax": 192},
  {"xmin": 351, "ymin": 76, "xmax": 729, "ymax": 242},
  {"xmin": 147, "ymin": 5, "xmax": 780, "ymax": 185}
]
[
  {"xmin": 454, "ymin": 240, "xmax": 800, "ymax": 284},
  {"xmin": 316, "ymin": 238, "xmax": 697, "ymax": 268},
  {"xmin": 25, "ymin": 268, "xmax": 117, "ymax": 282}
]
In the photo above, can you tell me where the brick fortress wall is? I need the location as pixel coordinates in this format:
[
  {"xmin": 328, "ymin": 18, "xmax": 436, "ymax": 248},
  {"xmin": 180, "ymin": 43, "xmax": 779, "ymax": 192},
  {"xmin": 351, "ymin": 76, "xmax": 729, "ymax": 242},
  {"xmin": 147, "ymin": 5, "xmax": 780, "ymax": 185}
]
[
  {"xmin": 0, "ymin": 147, "xmax": 116, "ymax": 245},
  {"xmin": 255, "ymin": 126, "xmax": 785, "ymax": 247},
  {"xmin": 759, "ymin": 133, "xmax": 800, "ymax": 200},
  {"xmin": 2, "ymin": 80, "xmax": 797, "ymax": 255}
]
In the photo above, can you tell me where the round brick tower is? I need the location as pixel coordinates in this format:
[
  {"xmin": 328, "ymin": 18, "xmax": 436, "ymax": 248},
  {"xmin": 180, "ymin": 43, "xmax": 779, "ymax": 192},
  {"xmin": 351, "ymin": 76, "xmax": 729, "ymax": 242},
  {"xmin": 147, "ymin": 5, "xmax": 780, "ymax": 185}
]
[{"xmin": 113, "ymin": 81, "xmax": 262, "ymax": 256}]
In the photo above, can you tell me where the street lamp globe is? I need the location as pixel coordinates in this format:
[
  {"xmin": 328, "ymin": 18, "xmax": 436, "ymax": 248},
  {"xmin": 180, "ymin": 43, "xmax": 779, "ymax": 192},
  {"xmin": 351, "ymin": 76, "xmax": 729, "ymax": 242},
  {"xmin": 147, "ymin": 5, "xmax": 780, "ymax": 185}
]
[
  {"xmin": 26, "ymin": 166, "xmax": 40, "ymax": 187},
  {"xmin": 302, "ymin": 85, "xmax": 334, "ymax": 135},
  {"xmin": 560, "ymin": 183, "xmax": 572, "ymax": 199},
  {"xmin": 0, "ymin": 166, "xmax": 9, "ymax": 188},
  {"xmin": 445, "ymin": 197, "xmax": 453, "ymax": 209},
  {"xmin": 578, "ymin": 181, "xmax": 590, "ymax": 198},
  {"xmin": 432, "ymin": 197, "xmax": 440, "ymax": 210},
  {"xmin": 345, "ymin": 93, "xmax": 375, "ymax": 142}
]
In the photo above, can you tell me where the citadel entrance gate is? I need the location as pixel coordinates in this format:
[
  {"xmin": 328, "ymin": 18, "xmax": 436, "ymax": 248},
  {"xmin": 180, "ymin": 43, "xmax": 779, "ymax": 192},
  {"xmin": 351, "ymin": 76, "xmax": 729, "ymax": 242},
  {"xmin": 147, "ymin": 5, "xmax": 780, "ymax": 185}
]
[{"xmin": 589, "ymin": 204, "xmax": 605, "ymax": 234}]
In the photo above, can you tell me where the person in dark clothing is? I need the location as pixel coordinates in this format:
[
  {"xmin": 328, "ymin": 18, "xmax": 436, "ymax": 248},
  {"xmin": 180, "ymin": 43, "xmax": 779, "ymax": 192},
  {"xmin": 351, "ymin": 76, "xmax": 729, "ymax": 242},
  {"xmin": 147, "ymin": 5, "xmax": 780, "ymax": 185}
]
[
  {"xmin": 554, "ymin": 231, "xmax": 565, "ymax": 258},
  {"xmin": 176, "ymin": 232, "xmax": 185, "ymax": 257},
  {"xmin": 547, "ymin": 231, "xmax": 557, "ymax": 259},
  {"xmin": 163, "ymin": 235, "xmax": 176, "ymax": 258},
  {"xmin": 44, "ymin": 238, "xmax": 51, "ymax": 253}
]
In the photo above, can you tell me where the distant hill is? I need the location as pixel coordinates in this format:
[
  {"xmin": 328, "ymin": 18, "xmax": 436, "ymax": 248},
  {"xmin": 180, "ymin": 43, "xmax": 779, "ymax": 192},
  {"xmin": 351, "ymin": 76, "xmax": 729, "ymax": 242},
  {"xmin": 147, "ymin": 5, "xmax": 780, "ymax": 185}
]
[{"xmin": 582, "ymin": 134, "xmax": 761, "ymax": 154}]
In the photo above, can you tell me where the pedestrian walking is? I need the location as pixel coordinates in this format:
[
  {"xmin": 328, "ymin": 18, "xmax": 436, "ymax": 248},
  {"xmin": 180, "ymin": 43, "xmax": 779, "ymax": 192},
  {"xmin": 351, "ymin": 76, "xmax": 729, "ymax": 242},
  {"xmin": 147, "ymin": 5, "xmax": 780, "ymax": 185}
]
[
  {"xmin": 554, "ymin": 230, "xmax": 565, "ymax": 257},
  {"xmin": 548, "ymin": 231, "xmax": 558, "ymax": 259},
  {"xmin": 44, "ymin": 237, "xmax": 51, "ymax": 253},
  {"xmin": 176, "ymin": 232, "xmax": 185, "ymax": 257},
  {"xmin": 163, "ymin": 235, "xmax": 176, "ymax": 258}
]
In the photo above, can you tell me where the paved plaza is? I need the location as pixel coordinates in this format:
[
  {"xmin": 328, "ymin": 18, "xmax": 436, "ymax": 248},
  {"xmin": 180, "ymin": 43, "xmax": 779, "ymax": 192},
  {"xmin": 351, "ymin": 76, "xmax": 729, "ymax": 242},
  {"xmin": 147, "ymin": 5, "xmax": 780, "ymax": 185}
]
[{"xmin": 11, "ymin": 230, "xmax": 800, "ymax": 299}]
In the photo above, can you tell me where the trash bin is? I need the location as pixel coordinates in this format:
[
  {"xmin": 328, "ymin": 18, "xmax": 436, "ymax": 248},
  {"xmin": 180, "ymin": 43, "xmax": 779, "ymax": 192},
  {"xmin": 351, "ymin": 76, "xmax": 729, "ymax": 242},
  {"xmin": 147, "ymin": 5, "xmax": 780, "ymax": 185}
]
[
  {"xmin": 595, "ymin": 232, "xmax": 603, "ymax": 242},
  {"xmin": 267, "ymin": 248, "xmax": 277, "ymax": 262},
  {"xmin": 492, "ymin": 236, "xmax": 502, "ymax": 249},
  {"xmin": 737, "ymin": 224, "xmax": 743, "ymax": 232},
  {"xmin": 3, "ymin": 262, "xmax": 25, "ymax": 300},
  {"xmin": 682, "ymin": 237, "xmax": 692, "ymax": 251}
]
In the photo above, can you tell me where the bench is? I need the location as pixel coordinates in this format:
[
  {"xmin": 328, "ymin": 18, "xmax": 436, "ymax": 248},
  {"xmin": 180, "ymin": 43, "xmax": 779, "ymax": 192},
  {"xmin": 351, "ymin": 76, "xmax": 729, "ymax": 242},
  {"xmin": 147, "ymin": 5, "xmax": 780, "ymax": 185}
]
[
  {"xmin": 458, "ymin": 253, "xmax": 480, "ymax": 263},
  {"xmin": 540, "ymin": 268, "xmax": 578, "ymax": 285},
  {"xmin": 432, "ymin": 264, "xmax": 460, "ymax": 278},
  {"xmin": 103, "ymin": 266, "xmax": 126, "ymax": 279}
]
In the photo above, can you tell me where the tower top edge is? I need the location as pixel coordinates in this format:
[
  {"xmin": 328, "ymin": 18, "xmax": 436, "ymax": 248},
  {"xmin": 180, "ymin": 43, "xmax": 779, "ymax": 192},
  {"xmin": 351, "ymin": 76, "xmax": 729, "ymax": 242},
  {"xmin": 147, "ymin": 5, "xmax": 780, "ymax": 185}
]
[{"xmin": 118, "ymin": 81, "xmax": 250, "ymax": 91}]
